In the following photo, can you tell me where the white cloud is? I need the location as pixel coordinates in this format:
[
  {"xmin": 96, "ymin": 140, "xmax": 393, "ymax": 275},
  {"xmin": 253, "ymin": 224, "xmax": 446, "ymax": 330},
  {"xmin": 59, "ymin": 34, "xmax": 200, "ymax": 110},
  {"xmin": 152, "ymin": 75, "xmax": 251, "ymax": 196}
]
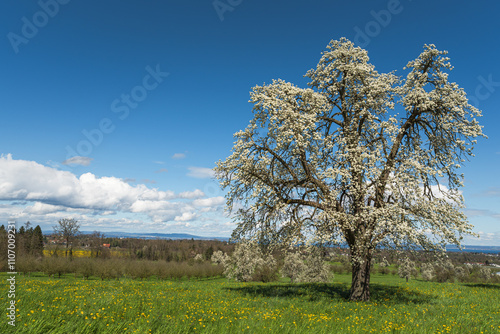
[
  {"xmin": 172, "ymin": 153, "xmax": 186, "ymax": 160},
  {"xmin": 23, "ymin": 202, "xmax": 67, "ymax": 215},
  {"xmin": 193, "ymin": 196, "xmax": 225, "ymax": 207},
  {"xmin": 169, "ymin": 222, "xmax": 191, "ymax": 228},
  {"xmin": 187, "ymin": 166, "xmax": 215, "ymax": 179},
  {"xmin": 174, "ymin": 212, "xmax": 197, "ymax": 222},
  {"xmin": 129, "ymin": 200, "xmax": 174, "ymax": 213},
  {"xmin": 461, "ymin": 231, "xmax": 500, "ymax": 246},
  {"xmin": 62, "ymin": 156, "xmax": 93, "ymax": 166},
  {"xmin": 477, "ymin": 231, "xmax": 500, "ymax": 241},
  {"xmin": 0, "ymin": 155, "xmax": 228, "ymax": 232},
  {"xmin": 178, "ymin": 189, "xmax": 205, "ymax": 199}
]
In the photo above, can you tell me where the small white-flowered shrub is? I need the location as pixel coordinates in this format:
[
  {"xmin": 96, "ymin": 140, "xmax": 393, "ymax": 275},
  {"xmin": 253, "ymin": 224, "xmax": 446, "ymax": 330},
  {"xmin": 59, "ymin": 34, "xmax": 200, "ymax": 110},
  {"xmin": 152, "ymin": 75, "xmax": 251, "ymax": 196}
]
[
  {"xmin": 211, "ymin": 241, "xmax": 276, "ymax": 282},
  {"xmin": 281, "ymin": 247, "xmax": 332, "ymax": 283},
  {"xmin": 420, "ymin": 262, "xmax": 435, "ymax": 281}
]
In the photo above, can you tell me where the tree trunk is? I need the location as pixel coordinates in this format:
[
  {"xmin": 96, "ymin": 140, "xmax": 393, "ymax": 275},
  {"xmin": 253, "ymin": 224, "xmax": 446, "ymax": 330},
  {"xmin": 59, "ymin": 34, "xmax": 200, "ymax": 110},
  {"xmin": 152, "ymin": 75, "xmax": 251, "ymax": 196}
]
[{"xmin": 349, "ymin": 253, "xmax": 371, "ymax": 301}]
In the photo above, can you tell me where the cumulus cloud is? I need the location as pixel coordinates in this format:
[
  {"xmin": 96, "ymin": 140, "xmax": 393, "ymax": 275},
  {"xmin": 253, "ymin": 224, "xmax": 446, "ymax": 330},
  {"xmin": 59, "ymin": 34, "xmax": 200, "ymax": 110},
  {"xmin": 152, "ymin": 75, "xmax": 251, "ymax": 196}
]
[
  {"xmin": 0, "ymin": 155, "xmax": 226, "ymax": 230},
  {"xmin": 477, "ymin": 231, "xmax": 500, "ymax": 241},
  {"xmin": 187, "ymin": 167, "xmax": 215, "ymax": 179},
  {"xmin": 62, "ymin": 156, "xmax": 93, "ymax": 166},
  {"xmin": 461, "ymin": 231, "xmax": 500, "ymax": 246},
  {"xmin": 23, "ymin": 202, "xmax": 67, "ymax": 215},
  {"xmin": 193, "ymin": 196, "xmax": 225, "ymax": 207},
  {"xmin": 129, "ymin": 200, "xmax": 174, "ymax": 213},
  {"xmin": 174, "ymin": 212, "xmax": 197, "ymax": 222},
  {"xmin": 178, "ymin": 189, "xmax": 205, "ymax": 199}
]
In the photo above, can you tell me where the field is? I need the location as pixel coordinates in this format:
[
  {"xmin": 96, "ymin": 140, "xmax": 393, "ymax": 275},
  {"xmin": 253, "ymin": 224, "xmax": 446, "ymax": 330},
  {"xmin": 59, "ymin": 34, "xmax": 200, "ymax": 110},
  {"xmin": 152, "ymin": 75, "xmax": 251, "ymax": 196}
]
[{"xmin": 1, "ymin": 272, "xmax": 499, "ymax": 333}]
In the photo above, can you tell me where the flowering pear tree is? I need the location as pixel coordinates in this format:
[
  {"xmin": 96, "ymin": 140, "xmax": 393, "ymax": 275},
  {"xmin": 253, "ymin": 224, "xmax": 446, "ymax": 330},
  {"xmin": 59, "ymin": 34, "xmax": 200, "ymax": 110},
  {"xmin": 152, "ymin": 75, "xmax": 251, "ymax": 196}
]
[
  {"xmin": 379, "ymin": 257, "xmax": 390, "ymax": 268},
  {"xmin": 215, "ymin": 38, "xmax": 484, "ymax": 301},
  {"xmin": 281, "ymin": 251, "xmax": 305, "ymax": 283},
  {"xmin": 398, "ymin": 257, "xmax": 416, "ymax": 282}
]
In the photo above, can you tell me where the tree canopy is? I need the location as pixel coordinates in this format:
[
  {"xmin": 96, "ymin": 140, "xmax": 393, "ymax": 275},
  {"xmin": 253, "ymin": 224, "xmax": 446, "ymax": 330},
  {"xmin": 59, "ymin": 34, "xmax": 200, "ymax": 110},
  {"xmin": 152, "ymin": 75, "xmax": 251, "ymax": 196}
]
[{"xmin": 215, "ymin": 38, "xmax": 484, "ymax": 301}]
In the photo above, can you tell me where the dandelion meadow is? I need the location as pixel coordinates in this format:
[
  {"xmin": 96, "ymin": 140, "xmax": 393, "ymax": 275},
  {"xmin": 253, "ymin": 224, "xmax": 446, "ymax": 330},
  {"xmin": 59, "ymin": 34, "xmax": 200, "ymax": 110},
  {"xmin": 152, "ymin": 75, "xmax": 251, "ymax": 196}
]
[
  {"xmin": 1, "ymin": 272, "xmax": 499, "ymax": 333},
  {"xmin": 2, "ymin": 1, "xmax": 500, "ymax": 333}
]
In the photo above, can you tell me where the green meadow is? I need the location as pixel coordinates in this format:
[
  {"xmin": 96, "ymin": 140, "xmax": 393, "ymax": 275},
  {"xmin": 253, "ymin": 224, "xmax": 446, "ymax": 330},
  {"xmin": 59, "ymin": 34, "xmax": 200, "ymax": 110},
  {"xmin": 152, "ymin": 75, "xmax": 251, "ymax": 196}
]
[{"xmin": 1, "ymin": 272, "xmax": 499, "ymax": 333}]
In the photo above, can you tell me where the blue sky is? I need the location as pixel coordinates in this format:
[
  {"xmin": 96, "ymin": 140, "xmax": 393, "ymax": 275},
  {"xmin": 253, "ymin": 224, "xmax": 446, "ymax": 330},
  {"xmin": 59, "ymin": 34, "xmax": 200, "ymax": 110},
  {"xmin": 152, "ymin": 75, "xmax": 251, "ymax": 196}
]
[{"xmin": 1, "ymin": 0, "xmax": 499, "ymax": 245}]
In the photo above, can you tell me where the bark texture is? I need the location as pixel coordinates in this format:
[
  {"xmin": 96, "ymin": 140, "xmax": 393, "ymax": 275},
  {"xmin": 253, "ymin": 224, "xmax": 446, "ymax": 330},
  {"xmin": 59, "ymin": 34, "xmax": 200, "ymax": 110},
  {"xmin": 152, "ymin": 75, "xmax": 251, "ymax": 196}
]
[{"xmin": 349, "ymin": 254, "xmax": 371, "ymax": 301}]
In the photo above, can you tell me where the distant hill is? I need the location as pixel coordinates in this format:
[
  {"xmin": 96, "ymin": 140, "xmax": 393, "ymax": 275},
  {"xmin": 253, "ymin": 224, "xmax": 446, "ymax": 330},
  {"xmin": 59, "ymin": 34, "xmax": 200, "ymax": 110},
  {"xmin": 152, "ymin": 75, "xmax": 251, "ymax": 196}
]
[
  {"xmin": 72, "ymin": 232, "xmax": 499, "ymax": 252},
  {"xmin": 78, "ymin": 231, "xmax": 229, "ymax": 241},
  {"xmin": 445, "ymin": 244, "xmax": 500, "ymax": 254}
]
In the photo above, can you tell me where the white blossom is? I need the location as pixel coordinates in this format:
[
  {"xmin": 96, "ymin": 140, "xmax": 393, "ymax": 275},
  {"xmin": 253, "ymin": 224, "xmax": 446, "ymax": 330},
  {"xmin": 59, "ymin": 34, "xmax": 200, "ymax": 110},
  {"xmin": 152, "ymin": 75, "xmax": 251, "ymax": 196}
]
[
  {"xmin": 212, "ymin": 241, "xmax": 276, "ymax": 282},
  {"xmin": 216, "ymin": 38, "xmax": 485, "ymax": 301},
  {"xmin": 281, "ymin": 247, "xmax": 332, "ymax": 283}
]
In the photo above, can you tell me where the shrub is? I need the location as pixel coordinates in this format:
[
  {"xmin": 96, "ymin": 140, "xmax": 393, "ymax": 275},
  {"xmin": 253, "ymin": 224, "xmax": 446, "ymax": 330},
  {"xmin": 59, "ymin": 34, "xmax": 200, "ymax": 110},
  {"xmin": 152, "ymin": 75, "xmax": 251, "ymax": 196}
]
[
  {"xmin": 76, "ymin": 258, "xmax": 95, "ymax": 279},
  {"xmin": 281, "ymin": 247, "xmax": 332, "ymax": 283},
  {"xmin": 420, "ymin": 262, "xmax": 435, "ymax": 281},
  {"xmin": 93, "ymin": 259, "xmax": 124, "ymax": 280},
  {"xmin": 212, "ymin": 241, "xmax": 276, "ymax": 282},
  {"xmin": 478, "ymin": 267, "xmax": 492, "ymax": 282},
  {"xmin": 434, "ymin": 259, "xmax": 456, "ymax": 283},
  {"xmin": 126, "ymin": 260, "xmax": 153, "ymax": 280},
  {"xmin": 42, "ymin": 257, "xmax": 69, "ymax": 278},
  {"xmin": 454, "ymin": 265, "xmax": 469, "ymax": 282},
  {"xmin": 331, "ymin": 264, "xmax": 345, "ymax": 275},
  {"xmin": 17, "ymin": 256, "xmax": 39, "ymax": 277},
  {"xmin": 252, "ymin": 263, "xmax": 279, "ymax": 283},
  {"xmin": 378, "ymin": 267, "xmax": 390, "ymax": 275},
  {"xmin": 296, "ymin": 247, "xmax": 332, "ymax": 283}
]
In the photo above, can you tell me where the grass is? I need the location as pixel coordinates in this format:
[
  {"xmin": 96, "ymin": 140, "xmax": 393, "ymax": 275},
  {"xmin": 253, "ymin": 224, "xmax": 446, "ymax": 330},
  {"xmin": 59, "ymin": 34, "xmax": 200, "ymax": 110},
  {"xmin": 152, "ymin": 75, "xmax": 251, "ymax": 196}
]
[{"xmin": 1, "ymin": 272, "xmax": 499, "ymax": 333}]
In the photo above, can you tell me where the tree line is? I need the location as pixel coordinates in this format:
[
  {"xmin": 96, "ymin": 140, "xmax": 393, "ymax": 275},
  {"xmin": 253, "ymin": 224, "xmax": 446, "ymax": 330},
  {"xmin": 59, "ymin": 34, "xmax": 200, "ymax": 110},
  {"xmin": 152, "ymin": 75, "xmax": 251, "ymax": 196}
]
[
  {"xmin": 0, "ymin": 222, "xmax": 44, "ymax": 258},
  {"xmin": 1, "ymin": 219, "xmax": 497, "ymax": 284}
]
